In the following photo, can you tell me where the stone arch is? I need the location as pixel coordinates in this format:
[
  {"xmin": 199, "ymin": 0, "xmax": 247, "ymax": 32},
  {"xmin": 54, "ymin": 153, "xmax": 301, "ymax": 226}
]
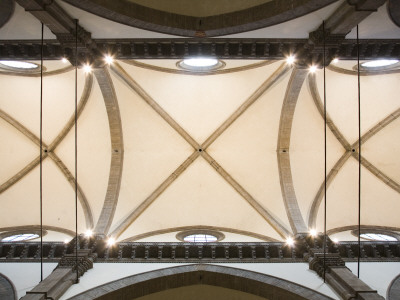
[
  {"xmin": 387, "ymin": 273, "xmax": 400, "ymax": 300},
  {"xmin": 69, "ymin": 264, "xmax": 334, "ymax": 300},
  {"xmin": 0, "ymin": 273, "xmax": 17, "ymax": 300}
]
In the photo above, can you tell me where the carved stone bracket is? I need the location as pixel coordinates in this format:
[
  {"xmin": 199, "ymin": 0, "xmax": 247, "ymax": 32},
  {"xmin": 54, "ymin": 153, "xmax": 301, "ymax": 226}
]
[
  {"xmin": 307, "ymin": 247, "xmax": 384, "ymax": 300},
  {"xmin": 20, "ymin": 246, "xmax": 97, "ymax": 300},
  {"xmin": 307, "ymin": 248, "xmax": 346, "ymax": 277},
  {"xmin": 57, "ymin": 249, "xmax": 97, "ymax": 277}
]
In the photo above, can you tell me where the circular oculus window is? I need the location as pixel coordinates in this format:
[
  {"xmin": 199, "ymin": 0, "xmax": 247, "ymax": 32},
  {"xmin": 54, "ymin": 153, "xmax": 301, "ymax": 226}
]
[
  {"xmin": 361, "ymin": 59, "xmax": 399, "ymax": 68},
  {"xmin": 2, "ymin": 233, "xmax": 40, "ymax": 242},
  {"xmin": 176, "ymin": 230, "xmax": 225, "ymax": 242},
  {"xmin": 360, "ymin": 233, "xmax": 397, "ymax": 242},
  {"xmin": 177, "ymin": 58, "xmax": 225, "ymax": 72},
  {"xmin": 184, "ymin": 234, "xmax": 217, "ymax": 242},
  {"xmin": 0, "ymin": 60, "xmax": 45, "ymax": 73},
  {"xmin": 354, "ymin": 59, "xmax": 400, "ymax": 72}
]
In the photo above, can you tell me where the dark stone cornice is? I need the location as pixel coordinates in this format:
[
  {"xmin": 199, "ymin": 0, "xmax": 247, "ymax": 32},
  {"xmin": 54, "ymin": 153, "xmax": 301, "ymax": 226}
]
[
  {"xmin": 1, "ymin": 237, "xmax": 399, "ymax": 263},
  {"xmin": 1, "ymin": 38, "xmax": 399, "ymax": 61}
]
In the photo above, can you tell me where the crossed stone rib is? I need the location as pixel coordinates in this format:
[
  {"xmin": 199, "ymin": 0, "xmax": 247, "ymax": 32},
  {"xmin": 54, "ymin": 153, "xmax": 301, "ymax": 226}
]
[
  {"xmin": 110, "ymin": 61, "xmax": 292, "ymax": 239},
  {"xmin": 92, "ymin": 68, "xmax": 124, "ymax": 235},
  {"xmin": 120, "ymin": 225, "xmax": 280, "ymax": 242},
  {"xmin": 308, "ymin": 73, "xmax": 400, "ymax": 228},
  {"xmin": 276, "ymin": 67, "xmax": 309, "ymax": 235},
  {"xmin": 0, "ymin": 73, "xmax": 94, "ymax": 229}
]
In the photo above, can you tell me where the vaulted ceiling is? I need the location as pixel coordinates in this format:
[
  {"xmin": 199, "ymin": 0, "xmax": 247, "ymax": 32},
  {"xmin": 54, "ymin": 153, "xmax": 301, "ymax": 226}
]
[{"xmin": 0, "ymin": 0, "xmax": 399, "ymax": 243}]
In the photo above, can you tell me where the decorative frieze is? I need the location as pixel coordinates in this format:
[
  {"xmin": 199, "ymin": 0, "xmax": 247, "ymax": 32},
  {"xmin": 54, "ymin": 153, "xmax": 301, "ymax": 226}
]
[
  {"xmin": 0, "ymin": 39, "xmax": 399, "ymax": 61},
  {"xmin": 1, "ymin": 239, "xmax": 399, "ymax": 263}
]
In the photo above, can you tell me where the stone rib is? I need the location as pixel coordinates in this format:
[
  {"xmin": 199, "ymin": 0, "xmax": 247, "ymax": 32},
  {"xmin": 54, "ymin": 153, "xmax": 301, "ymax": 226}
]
[
  {"xmin": 0, "ymin": 110, "xmax": 94, "ymax": 228},
  {"xmin": 121, "ymin": 225, "xmax": 279, "ymax": 242},
  {"xmin": 202, "ymin": 62, "xmax": 290, "ymax": 149},
  {"xmin": 308, "ymin": 73, "xmax": 400, "ymax": 228},
  {"xmin": 111, "ymin": 62, "xmax": 200, "ymax": 150},
  {"xmin": 308, "ymin": 73, "xmax": 350, "ymax": 150},
  {"xmin": 201, "ymin": 151, "xmax": 291, "ymax": 239},
  {"xmin": 49, "ymin": 73, "xmax": 93, "ymax": 150},
  {"xmin": 110, "ymin": 151, "xmax": 200, "ymax": 239},
  {"xmin": 277, "ymin": 67, "xmax": 308, "ymax": 234},
  {"xmin": 48, "ymin": 152, "xmax": 94, "ymax": 229},
  {"xmin": 308, "ymin": 151, "xmax": 351, "ymax": 228},
  {"xmin": 93, "ymin": 68, "xmax": 124, "ymax": 235}
]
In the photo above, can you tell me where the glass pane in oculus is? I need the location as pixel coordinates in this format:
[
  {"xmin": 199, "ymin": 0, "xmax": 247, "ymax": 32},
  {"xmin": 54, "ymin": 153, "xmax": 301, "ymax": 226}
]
[
  {"xmin": 184, "ymin": 234, "xmax": 218, "ymax": 243},
  {"xmin": 361, "ymin": 59, "xmax": 399, "ymax": 68},
  {"xmin": 183, "ymin": 58, "xmax": 218, "ymax": 68},
  {"xmin": 360, "ymin": 233, "xmax": 397, "ymax": 241},
  {"xmin": 178, "ymin": 58, "xmax": 224, "ymax": 72},
  {"xmin": 0, "ymin": 61, "xmax": 38, "ymax": 69},
  {"xmin": 2, "ymin": 233, "xmax": 40, "ymax": 242}
]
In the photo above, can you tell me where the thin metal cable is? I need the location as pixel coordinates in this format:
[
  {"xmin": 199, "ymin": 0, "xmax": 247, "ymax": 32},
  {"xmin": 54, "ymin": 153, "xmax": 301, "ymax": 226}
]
[
  {"xmin": 75, "ymin": 19, "xmax": 79, "ymax": 283},
  {"xmin": 40, "ymin": 22, "xmax": 44, "ymax": 282},
  {"xmin": 357, "ymin": 25, "xmax": 362, "ymax": 278},
  {"xmin": 322, "ymin": 20, "xmax": 327, "ymax": 283}
]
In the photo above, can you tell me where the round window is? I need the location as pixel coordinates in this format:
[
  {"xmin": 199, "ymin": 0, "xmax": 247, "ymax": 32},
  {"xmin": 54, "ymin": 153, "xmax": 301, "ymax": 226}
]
[
  {"xmin": 177, "ymin": 58, "xmax": 225, "ymax": 72},
  {"xmin": 0, "ymin": 60, "xmax": 39, "ymax": 69},
  {"xmin": 183, "ymin": 234, "xmax": 218, "ymax": 243},
  {"xmin": 2, "ymin": 233, "xmax": 40, "ymax": 242},
  {"xmin": 360, "ymin": 233, "xmax": 397, "ymax": 242},
  {"xmin": 0, "ymin": 60, "xmax": 44, "ymax": 73},
  {"xmin": 176, "ymin": 230, "xmax": 225, "ymax": 242},
  {"xmin": 355, "ymin": 59, "xmax": 400, "ymax": 72},
  {"xmin": 361, "ymin": 59, "xmax": 399, "ymax": 68}
]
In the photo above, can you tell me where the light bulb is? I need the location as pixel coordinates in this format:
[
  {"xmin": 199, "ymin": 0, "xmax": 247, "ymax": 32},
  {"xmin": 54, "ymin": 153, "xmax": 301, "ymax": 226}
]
[
  {"xmin": 104, "ymin": 55, "xmax": 114, "ymax": 65},
  {"xmin": 286, "ymin": 55, "xmax": 295, "ymax": 65},
  {"xmin": 83, "ymin": 64, "xmax": 92, "ymax": 73},
  {"xmin": 107, "ymin": 237, "xmax": 115, "ymax": 246}
]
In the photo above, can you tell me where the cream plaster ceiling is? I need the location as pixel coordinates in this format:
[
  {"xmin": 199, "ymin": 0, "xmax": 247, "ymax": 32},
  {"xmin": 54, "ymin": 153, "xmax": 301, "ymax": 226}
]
[
  {"xmin": 1, "ymin": 58, "xmax": 399, "ymax": 243},
  {"xmin": 0, "ymin": 0, "xmax": 399, "ymax": 244}
]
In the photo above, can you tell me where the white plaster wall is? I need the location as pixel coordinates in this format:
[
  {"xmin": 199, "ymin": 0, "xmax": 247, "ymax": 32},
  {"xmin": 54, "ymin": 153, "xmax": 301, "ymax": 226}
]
[
  {"xmin": 220, "ymin": 263, "xmax": 339, "ymax": 299},
  {"xmin": 2, "ymin": 262, "xmax": 398, "ymax": 299},
  {"xmin": 0, "ymin": 263, "xmax": 57, "ymax": 299},
  {"xmin": 61, "ymin": 262, "xmax": 339, "ymax": 300},
  {"xmin": 346, "ymin": 262, "xmax": 400, "ymax": 298}
]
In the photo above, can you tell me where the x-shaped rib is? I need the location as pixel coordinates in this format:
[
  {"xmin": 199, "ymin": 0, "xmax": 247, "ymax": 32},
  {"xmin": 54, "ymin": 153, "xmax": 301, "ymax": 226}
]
[
  {"xmin": 308, "ymin": 73, "xmax": 400, "ymax": 228},
  {"xmin": 110, "ymin": 62, "xmax": 291, "ymax": 239},
  {"xmin": 0, "ymin": 73, "xmax": 94, "ymax": 229}
]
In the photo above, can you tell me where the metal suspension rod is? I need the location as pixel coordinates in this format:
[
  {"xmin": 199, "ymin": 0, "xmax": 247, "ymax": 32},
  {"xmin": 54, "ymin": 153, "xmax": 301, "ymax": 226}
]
[
  {"xmin": 357, "ymin": 25, "xmax": 362, "ymax": 278},
  {"xmin": 40, "ymin": 21, "xmax": 44, "ymax": 282},
  {"xmin": 75, "ymin": 19, "xmax": 79, "ymax": 283},
  {"xmin": 323, "ymin": 20, "xmax": 327, "ymax": 283}
]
